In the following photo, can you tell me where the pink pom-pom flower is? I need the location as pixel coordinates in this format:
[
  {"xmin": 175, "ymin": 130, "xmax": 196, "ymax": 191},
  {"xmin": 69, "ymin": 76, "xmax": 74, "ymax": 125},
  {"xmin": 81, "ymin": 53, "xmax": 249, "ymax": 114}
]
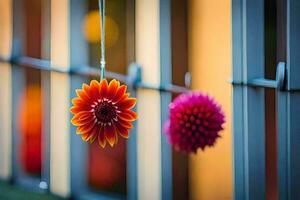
[{"xmin": 164, "ymin": 92, "xmax": 225, "ymax": 153}]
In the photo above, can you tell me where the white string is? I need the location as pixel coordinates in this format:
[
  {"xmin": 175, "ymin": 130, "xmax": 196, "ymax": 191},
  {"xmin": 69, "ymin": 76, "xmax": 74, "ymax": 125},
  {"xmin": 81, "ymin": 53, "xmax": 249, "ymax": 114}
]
[{"xmin": 98, "ymin": 0, "xmax": 105, "ymax": 79}]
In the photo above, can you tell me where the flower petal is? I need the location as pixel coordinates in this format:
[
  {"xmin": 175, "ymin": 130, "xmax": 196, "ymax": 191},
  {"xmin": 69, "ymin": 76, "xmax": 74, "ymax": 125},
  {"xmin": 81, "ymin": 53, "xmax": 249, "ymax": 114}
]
[
  {"xmin": 98, "ymin": 127, "xmax": 106, "ymax": 148},
  {"xmin": 117, "ymin": 119, "xmax": 133, "ymax": 129},
  {"xmin": 70, "ymin": 106, "xmax": 83, "ymax": 114},
  {"xmin": 113, "ymin": 85, "xmax": 127, "ymax": 102},
  {"xmin": 71, "ymin": 98, "xmax": 86, "ymax": 106},
  {"xmin": 127, "ymin": 109, "xmax": 138, "ymax": 119},
  {"xmin": 89, "ymin": 132, "xmax": 98, "ymax": 143},
  {"xmin": 88, "ymin": 125, "xmax": 99, "ymax": 143},
  {"xmin": 118, "ymin": 112, "xmax": 137, "ymax": 121},
  {"xmin": 76, "ymin": 89, "xmax": 90, "ymax": 102},
  {"xmin": 107, "ymin": 79, "xmax": 120, "ymax": 99},
  {"xmin": 77, "ymin": 119, "xmax": 96, "ymax": 134},
  {"xmin": 104, "ymin": 124, "xmax": 116, "ymax": 147},
  {"xmin": 71, "ymin": 115, "xmax": 94, "ymax": 126},
  {"xmin": 74, "ymin": 110, "xmax": 92, "ymax": 119},
  {"xmin": 82, "ymin": 83, "xmax": 96, "ymax": 101},
  {"xmin": 71, "ymin": 97, "xmax": 92, "ymax": 112},
  {"xmin": 115, "ymin": 122, "xmax": 129, "ymax": 138},
  {"xmin": 89, "ymin": 80, "xmax": 101, "ymax": 100},
  {"xmin": 82, "ymin": 83, "xmax": 90, "ymax": 93},
  {"xmin": 70, "ymin": 105, "xmax": 92, "ymax": 114},
  {"xmin": 82, "ymin": 133, "xmax": 89, "ymax": 141},
  {"xmin": 70, "ymin": 104, "xmax": 91, "ymax": 114},
  {"xmin": 117, "ymin": 93, "xmax": 130, "ymax": 103},
  {"xmin": 99, "ymin": 79, "xmax": 109, "ymax": 98},
  {"xmin": 71, "ymin": 111, "xmax": 93, "ymax": 123},
  {"xmin": 90, "ymin": 80, "xmax": 99, "ymax": 88},
  {"xmin": 118, "ymin": 98, "xmax": 137, "ymax": 109}
]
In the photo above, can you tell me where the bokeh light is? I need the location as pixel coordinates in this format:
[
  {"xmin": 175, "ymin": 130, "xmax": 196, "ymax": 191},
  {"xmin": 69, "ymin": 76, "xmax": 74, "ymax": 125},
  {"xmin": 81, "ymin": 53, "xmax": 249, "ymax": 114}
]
[
  {"xmin": 82, "ymin": 10, "xmax": 119, "ymax": 48},
  {"xmin": 18, "ymin": 85, "xmax": 43, "ymax": 176},
  {"xmin": 88, "ymin": 139, "xmax": 126, "ymax": 194}
]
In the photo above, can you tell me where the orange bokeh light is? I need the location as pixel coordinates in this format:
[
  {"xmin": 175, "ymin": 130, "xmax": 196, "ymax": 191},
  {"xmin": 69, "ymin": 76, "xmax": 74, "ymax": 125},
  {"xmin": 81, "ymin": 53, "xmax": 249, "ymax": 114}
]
[{"xmin": 18, "ymin": 85, "xmax": 43, "ymax": 175}]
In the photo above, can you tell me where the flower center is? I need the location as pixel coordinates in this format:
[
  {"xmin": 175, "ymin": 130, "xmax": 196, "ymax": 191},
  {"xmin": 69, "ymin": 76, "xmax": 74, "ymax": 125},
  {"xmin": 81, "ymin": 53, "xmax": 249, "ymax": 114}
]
[{"xmin": 94, "ymin": 99, "xmax": 117, "ymax": 124}]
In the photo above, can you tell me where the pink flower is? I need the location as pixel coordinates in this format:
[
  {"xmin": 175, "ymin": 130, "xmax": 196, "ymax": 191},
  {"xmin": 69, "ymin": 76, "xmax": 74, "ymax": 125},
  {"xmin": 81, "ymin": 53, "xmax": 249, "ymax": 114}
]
[{"xmin": 164, "ymin": 92, "xmax": 225, "ymax": 153}]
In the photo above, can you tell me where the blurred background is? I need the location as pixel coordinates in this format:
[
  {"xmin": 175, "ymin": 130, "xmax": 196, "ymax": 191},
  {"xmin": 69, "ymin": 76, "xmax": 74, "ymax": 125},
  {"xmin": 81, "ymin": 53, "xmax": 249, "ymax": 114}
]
[{"xmin": 0, "ymin": 0, "xmax": 233, "ymax": 199}]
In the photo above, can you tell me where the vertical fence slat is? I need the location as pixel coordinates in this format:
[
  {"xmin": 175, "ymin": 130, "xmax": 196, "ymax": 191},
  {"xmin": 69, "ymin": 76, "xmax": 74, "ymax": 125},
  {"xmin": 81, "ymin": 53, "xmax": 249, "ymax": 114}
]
[
  {"xmin": 50, "ymin": 0, "xmax": 70, "ymax": 197},
  {"xmin": 136, "ymin": 0, "xmax": 162, "ymax": 200},
  {"xmin": 232, "ymin": 0, "xmax": 266, "ymax": 199},
  {"xmin": 277, "ymin": 1, "xmax": 300, "ymax": 199},
  {"xmin": 0, "ymin": 0, "xmax": 13, "ymax": 181}
]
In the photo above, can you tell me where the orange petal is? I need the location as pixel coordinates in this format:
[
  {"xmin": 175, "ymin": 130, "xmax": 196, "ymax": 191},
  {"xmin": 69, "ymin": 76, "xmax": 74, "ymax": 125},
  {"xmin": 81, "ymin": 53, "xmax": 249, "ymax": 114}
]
[
  {"xmin": 77, "ymin": 120, "xmax": 96, "ymax": 134},
  {"xmin": 88, "ymin": 125, "xmax": 99, "ymax": 143},
  {"xmin": 107, "ymin": 79, "xmax": 119, "ymax": 99},
  {"xmin": 104, "ymin": 124, "xmax": 116, "ymax": 146},
  {"xmin": 82, "ymin": 130, "xmax": 95, "ymax": 142},
  {"xmin": 98, "ymin": 127, "xmax": 106, "ymax": 148},
  {"xmin": 72, "ymin": 111, "xmax": 92, "ymax": 121},
  {"xmin": 76, "ymin": 89, "xmax": 90, "ymax": 102},
  {"xmin": 70, "ymin": 106, "xmax": 77, "ymax": 114},
  {"xmin": 99, "ymin": 79, "xmax": 109, "ymax": 98},
  {"xmin": 118, "ymin": 98, "xmax": 137, "ymax": 109},
  {"xmin": 82, "ymin": 83, "xmax": 92, "ymax": 99},
  {"xmin": 117, "ymin": 93, "xmax": 130, "ymax": 103},
  {"xmin": 89, "ymin": 80, "xmax": 101, "ymax": 100},
  {"xmin": 115, "ymin": 122, "xmax": 129, "ymax": 138},
  {"xmin": 71, "ymin": 99, "xmax": 92, "ymax": 112},
  {"xmin": 90, "ymin": 80, "xmax": 99, "ymax": 87},
  {"xmin": 118, "ymin": 112, "xmax": 137, "ymax": 121},
  {"xmin": 71, "ymin": 98, "xmax": 85, "ymax": 106},
  {"xmin": 127, "ymin": 109, "xmax": 138, "ymax": 119},
  {"xmin": 113, "ymin": 85, "xmax": 127, "ymax": 102},
  {"xmin": 75, "ymin": 110, "xmax": 92, "ymax": 119},
  {"xmin": 84, "ymin": 133, "xmax": 94, "ymax": 142},
  {"xmin": 117, "ymin": 119, "xmax": 133, "ymax": 129},
  {"xmin": 90, "ymin": 133, "xmax": 97, "ymax": 143},
  {"xmin": 71, "ymin": 116, "xmax": 94, "ymax": 126},
  {"xmin": 82, "ymin": 132, "xmax": 89, "ymax": 141},
  {"xmin": 82, "ymin": 83, "xmax": 90, "ymax": 92},
  {"xmin": 70, "ymin": 106, "xmax": 89, "ymax": 114}
]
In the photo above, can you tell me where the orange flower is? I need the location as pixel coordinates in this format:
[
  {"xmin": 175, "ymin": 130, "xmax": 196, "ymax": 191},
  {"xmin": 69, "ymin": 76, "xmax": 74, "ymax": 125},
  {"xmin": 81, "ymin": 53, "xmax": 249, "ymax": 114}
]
[{"xmin": 70, "ymin": 79, "xmax": 137, "ymax": 147}]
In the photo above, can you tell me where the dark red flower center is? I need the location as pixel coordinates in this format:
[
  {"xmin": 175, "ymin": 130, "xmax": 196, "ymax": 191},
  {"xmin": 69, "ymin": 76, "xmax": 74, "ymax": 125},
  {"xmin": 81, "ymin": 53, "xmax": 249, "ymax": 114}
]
[{"xmin": 94, "ymin": 99, "xmax": 117, "ymax": 124}]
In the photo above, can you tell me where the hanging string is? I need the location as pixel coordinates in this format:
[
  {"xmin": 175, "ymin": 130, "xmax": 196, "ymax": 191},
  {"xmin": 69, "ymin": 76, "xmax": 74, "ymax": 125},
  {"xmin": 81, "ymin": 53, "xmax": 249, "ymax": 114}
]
[{"xmin": 98, "ymin": 0, "xmax": 106, "ymax": 80}]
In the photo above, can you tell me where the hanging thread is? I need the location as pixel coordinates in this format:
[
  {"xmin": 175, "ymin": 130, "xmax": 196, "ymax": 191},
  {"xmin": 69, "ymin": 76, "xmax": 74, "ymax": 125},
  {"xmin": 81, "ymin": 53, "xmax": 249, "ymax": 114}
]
[{"xmin": 98, "ymin": 0, "xmax": 106, "ymax": 80}]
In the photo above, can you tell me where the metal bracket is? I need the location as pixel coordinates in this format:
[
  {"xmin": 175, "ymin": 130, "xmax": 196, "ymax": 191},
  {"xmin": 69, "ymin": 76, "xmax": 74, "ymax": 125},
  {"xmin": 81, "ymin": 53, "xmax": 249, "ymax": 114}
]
[
  {"xmin": 127, "ymin": 63, "xmax": 189, "ymax": 94},
  {"xmin": 231, "ymin": 62, "xmax": 286, "ymax": 91},
  {"xmin": 275, "ymin": 62, "xmax": 286, "ymax": 90},
  {"xmin": 127, "ymin": 63, "xmax": 142, "ymax": 87}
]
